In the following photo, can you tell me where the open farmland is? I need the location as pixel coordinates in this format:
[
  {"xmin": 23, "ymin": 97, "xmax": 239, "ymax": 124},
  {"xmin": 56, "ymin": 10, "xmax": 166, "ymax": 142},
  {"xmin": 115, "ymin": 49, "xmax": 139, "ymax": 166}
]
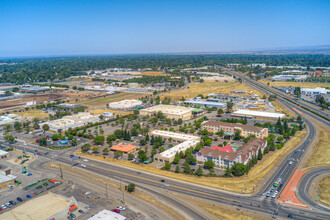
[
  {"xmin": 161, "ymin": 82, "xmax": 264, "ymax": 101},
  {"xmin": 261, "ymin": 80, "xmax": 330, "ymax": 88},
  {"xmin": 77, "ymin": 92, "xmax": 146, "ymax": 107}
]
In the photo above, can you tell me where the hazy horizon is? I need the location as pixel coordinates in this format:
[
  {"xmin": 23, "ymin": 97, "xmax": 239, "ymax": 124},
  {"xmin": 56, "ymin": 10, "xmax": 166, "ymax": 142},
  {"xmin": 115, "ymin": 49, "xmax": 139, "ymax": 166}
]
[{"xmin": 1, "ymin": 0, "xmax": 329, "ymax": 57}]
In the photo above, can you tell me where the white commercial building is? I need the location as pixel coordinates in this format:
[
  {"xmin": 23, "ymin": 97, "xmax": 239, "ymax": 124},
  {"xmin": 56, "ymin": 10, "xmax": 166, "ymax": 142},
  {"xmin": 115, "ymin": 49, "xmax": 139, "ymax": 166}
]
[
  {"xmin": 140, "ymin": 105, "xmax": 193, "ymax": 120},
  {"xmin": 151, "ymin": 130, "xmax": 200, "ymax": 163},
  {"xmin": 232, "ymin": 109, "xmax": 285, "ymax": 121},
  {"xmin": 0, "ymin": 114, "xmax": 18, "ymax": 125},
  {"xmin": 41, "ymin": 112, "xmax": 100, "ymax": 131},
  {"xmin": 301, "ymin": 87, "xmax": 330, "ymax": 95},
  {"xmin": 271, "ymin": 75, "xmax": 308, "ymax": 81},
  {"xmin": 88, "ymin": 209, "xmax": 126, "ymax": 220},
  {"xmin": 109, "ymin": 99, "xmax": 142, "ymax": 109}
]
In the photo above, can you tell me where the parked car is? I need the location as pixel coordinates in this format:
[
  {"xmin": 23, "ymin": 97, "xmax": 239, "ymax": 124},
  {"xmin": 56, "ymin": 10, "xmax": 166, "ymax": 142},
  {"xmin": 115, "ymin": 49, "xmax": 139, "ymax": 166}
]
[
  {"xmin": 270, "ymin": 187, "xmax": 275, "ymax": 192},
  {"xmin": 80, "ymin": 164, "xmax": 86, "ymax": 167},
  {"xmin": 27, "ymin": 173, "xmax": 32, "ymax": 176},
  {"xmin": 266, "ymin": 192, "xmax": 270, "ymax": 197},
  {"xmin": 112, "ymin": 209, "xmax": 120, "ymax": 213},
  {"xmin": 5, "ymin": 203, "xmax": 12, "ymax": 208},
  {"xmin": 289, "ymin": 161, "xmax": 293, "ymax": 165},
  {"xmin": 116, "ymin": 206, "xmax": 125, "ymax": 211},
  {"xmin": 17, "ymin": 197, "xmax": 23, "ymax": 202},
  {"xmin": 78, "ymin": 210, "xmax": 84, "ymax": 214},
  {"xmin": 87, "ymin": 206, "xmax": 94, "ymax": 210},
  {"xmin": 272, "ymin": 193, "xmax": 276, "ymax": 198},
  {"xmin": 26, "ymin": 195, "xmax": 32, "ymax": 199},
  {"xmin": 9, "ymin": 201, "xmax": 16, "ymax": 205},
  {"xmin": 1, "ymin": 205, "xmax": 6, "ymax": 210},
  {"xmin": 70, "ymin": 213, "xmax": 76, "ymax": 218}
]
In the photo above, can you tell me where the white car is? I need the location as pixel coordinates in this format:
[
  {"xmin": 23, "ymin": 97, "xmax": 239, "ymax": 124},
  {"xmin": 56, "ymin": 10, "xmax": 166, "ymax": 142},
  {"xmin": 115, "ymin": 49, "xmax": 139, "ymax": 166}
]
[
  {"xmin": 289, "ymin": 161, "xmax": 293, "ymax": 165},
  {"xmin": 117, "ymin": 206, "xmax": 126, "ymax": 211},
  {"xmin": 272, "ymin": 193, "xmax": 276, "ymax": 198},
  {"xmin": 1, "ymin": 204, "xmax": 6, "ymax": 209},
  {"xmin": 162, "ymin": 184, "xmax": 169, "ymax": 187},
  {"xmin": 80, "ymin": 164, "xmax": 86, "ymax": 167},
  {"xmin": 83, "ymin": 159, "xmax": 88, "ymax": 162},
  {"xmin": 85, "ymin": 191, "xmax": 91, "ymax": 195}
]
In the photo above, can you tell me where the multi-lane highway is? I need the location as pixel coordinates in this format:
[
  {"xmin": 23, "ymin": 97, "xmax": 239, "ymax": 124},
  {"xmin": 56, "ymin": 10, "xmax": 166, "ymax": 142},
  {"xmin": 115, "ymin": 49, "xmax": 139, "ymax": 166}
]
[{"xmin": 2, "ymin": 70, "xmax": 329, "ymax": 219}]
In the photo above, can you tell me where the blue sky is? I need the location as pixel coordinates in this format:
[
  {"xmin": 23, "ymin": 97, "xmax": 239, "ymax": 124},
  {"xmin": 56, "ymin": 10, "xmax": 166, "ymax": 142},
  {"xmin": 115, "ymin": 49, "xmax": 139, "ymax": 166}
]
[{"xmin": 0, "ymin": 0, "xmax": 329, "ymax": 57}]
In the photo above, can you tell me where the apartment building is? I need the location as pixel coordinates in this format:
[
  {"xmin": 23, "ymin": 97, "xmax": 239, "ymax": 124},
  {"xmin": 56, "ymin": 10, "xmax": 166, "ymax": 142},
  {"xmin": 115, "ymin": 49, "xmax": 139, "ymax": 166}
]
[
  {"xmin": 201, "ymin": 121, "xmax": 268, "ymax": 139},
  {"xmin": 196, "ymin": 138, "xmax": 267, "ymax": 168}
]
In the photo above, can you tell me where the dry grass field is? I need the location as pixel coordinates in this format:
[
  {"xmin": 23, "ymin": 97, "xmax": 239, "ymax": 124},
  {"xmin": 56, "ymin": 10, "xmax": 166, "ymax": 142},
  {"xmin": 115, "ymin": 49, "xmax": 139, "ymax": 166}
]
[
  {"xmin": 77, "ymin": 92, "xmax": 146, "ymax": 107},
  {"xmin": 261, "ymin": 80, "xmax": 330, "ymax": 88},
  {"xmin": 16, "ymin": 109, "xmax": 49, "ymax": 118},
  {"xmin": 318, "ymin": 176, "xmax": 330, "ymax": 207},
  {"xmin": 89, "ymin": 108, "xmax": 130, "ymax": 116},
  {"xmin": 141, "ymin": 71, "xmax": 166, "ymax": 76},
  {"xmin": 161, "ymin": 82, "xmax": 264, "ymax": 101},
  {"xmin": 77, "ymin": 130, "xmax": 306, "ymax": 194},
  {"xmin": 272, "ymin": 100, "xmax": 295, "ymax": 117},
  {"xmin": 303, "ymin": 125, "xmax": 330, "ymax": 169}
]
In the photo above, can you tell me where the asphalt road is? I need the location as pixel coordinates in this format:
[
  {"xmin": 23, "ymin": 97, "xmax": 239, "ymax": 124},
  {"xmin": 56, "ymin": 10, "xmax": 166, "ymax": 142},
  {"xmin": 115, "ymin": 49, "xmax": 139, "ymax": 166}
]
[{"xmin": 298, "ymin": 168, "xmax": 330, "ymax": 213}]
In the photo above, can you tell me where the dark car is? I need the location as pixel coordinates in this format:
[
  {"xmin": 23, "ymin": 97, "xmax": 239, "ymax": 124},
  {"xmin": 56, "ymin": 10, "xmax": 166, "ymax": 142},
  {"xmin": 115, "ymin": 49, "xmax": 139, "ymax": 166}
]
[
  {"xmin": 26, "ymin": 195, "xmax": 32, "ymax": 199},
  {"xmin": 160, "ymin": 179, "xmax": 165, "ymax": 182},
  {"xmin": 288, "ymin": 214, "xmax": 294, "ymax": 218},
  {"xmin": 9, "ymin": 201, "xmax": 16, "ymax": 205},
  {"xmin": 78, "ymin": 210, "xmax": 84, "ymax": 214},
  {"xmin": 17, "ymin": 197, "xmax": 23, "ymax": 202},
  {"xmin": 70, "ymin": 213, "xmax": 76, "ymax": 218}
]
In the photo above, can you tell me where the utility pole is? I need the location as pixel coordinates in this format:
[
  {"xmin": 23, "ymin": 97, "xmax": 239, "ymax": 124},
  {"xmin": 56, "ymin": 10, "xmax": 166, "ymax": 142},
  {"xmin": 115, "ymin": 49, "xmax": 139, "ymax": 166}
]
[
  {"xmin": 59, "ymin": 164, "xmax": 63, "ymax": 179},
  {"xmin": 105, "ymin": 183, "xmax": 109, "ymax": 199}
]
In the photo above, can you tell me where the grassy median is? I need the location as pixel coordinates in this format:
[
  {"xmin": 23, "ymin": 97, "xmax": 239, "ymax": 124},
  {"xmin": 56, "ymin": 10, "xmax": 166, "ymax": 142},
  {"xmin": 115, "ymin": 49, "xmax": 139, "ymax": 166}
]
[{"xmin": 318, "ymin": 176, "xmax": 330, "ymax": 207}]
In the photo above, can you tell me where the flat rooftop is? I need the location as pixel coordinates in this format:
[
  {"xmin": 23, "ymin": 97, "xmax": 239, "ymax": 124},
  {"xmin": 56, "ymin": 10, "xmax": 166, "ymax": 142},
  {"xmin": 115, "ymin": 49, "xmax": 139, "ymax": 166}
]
[
  {"xmin": 88, "ymin": 209, "xmax": 126, "ymax": 220},
  {"xmin": 142, "ymin": 105, "xmax": 193, "ymax": 115},
  {"xmin": 150, "ymin": 130, "xmax": 200, "ymax": 141},
  {"xmin": 1, "ymin": 193, "xmax": 69, "ymax": 220},
  {"xmin": 232, "ymin": 109, "xmax": 285, "ymax": 118}
]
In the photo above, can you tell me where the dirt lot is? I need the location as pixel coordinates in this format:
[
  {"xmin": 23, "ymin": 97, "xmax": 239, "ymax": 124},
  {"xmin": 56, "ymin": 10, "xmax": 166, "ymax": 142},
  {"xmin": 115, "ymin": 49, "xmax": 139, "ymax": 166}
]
[
  {"xmin": 76, "ymin": 130, "xmax": 306, "ymax": 194},
  {"xmin": 78, "ymin": 92, "xmax": 147, "ymax": 107},
  {"xmin": 261, "ymin": 80, "xmax": 330, "ymax": 88},
  {"xmin": 0, "ymin": 93, "xmax": 65, "ymax": 111},
  {"xmin": 16, "ymin": 109, "xmax": 49, "ymax": 119},
  {"xmin": 161, "ymin": 82, "xmax": 264, "ymax": 101},
  {"xmin": 1, "ymin": 193, "xmax": 69, "ymax": 220},
  {"xmin": 272, "ymin": 100, "xmax": 295, "ymax": 117}
]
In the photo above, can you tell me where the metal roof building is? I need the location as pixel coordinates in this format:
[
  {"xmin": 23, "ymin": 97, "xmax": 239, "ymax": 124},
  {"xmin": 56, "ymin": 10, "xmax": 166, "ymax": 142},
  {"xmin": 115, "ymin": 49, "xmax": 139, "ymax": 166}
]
[
  {"xmin": 183, "ymin": 100, "xmax": 227, "ymax": 108},
  {"xmin": 232, "ymin": 109, "xmax": 285, "ymax": 121}
]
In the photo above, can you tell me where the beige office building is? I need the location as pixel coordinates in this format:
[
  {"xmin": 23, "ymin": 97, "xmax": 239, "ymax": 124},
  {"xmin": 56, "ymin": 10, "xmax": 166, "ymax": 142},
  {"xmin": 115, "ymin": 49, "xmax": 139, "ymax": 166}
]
[{"xmin": 140, "ymin": 105, "xmax": 193, "ymax": 120}]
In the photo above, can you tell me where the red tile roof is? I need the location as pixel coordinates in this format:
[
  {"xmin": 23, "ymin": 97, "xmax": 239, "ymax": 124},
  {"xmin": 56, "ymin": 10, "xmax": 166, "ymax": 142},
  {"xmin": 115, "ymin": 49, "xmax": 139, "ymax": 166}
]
[
  {"xmin": 211, "ymin": 145, "xmax": 234, "ymax": 153},
  {"xmin": 111, "ymin": 143, "xmax": 137, "ymax": 153}
]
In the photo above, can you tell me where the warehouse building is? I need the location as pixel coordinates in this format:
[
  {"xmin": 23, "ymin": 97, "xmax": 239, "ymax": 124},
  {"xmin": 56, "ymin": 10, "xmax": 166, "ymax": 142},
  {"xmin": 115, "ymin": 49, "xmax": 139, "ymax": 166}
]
[
  {"xmin": 231, "ymin": 109, "xmax": 285, "ymax": 121},
  {"xmin": 88, "ymin": 209, "xmax": 126, "ymax": 220},
  {"xmin": 140, "ymin": 105, "xmax": 193, "ymax": 120},
  {"xmin": 183, "ymin": 99, "xmax": 227, "ymax": 108},
  {"xmin": 109, "ymin": 99, "xmax": 143, "ymax": 109},
  {"xmin": 301, "ymin": 87, "xmax": 330, "ymax": 95},
  {"xmin": 19, "ymin": 86, "xmax": 51, "ymax": 93},
  {"xmin": 150, "ymin": 130, "xmax": 200, "ymax": 163},
  {"xmin": 196, "ymin": 138, "xmax": 267, "ymax": 168},
  {"xmin": 199, "ymin": 76, "xmax": 235, "ymax": 82},
  {"xmin": 41, "ymin": 112, "xmax": 100, "ymax": 131},
  {"xmin": 202, "ymin": 121, "xmax": 268, "ymax": 139}
]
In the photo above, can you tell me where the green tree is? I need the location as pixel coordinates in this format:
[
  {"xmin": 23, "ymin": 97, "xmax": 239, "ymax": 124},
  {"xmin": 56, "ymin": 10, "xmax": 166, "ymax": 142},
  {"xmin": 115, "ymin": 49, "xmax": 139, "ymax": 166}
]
[
  {"xmin": 175, "ymin": 165, "xmax": 181, "ymax": 173},
  {"xmin": 38, "ymin": 138, "xmax": 47, "ymax": 146},
  {"xmin": 114, "ymin": 150, "xmax": 123, "ymax": 158},
  {"xmin": 204, "ymin": 160, "xmax": 215, "ymax": 169},
  {"xmin": 161, "ymin": 162, "xmax": 171, "ymax": 170},
  {"xmin": 102, "ymin": 148, "xmax": 109, "ymax": 154},
  {"xmin": 195, "ymin": 166, "xmax": 203, "ymax": 176},
  {"xmin": 138, "ymin": 150, "xmax": 148, "ymax": 161},
  {"xmin": 52, "ymin": 134, "xmax": 59, "ymax": 141},
  {"xmin": 277, "ymin": 136, "xmax": 284, "ymax": 142},
  {"xmin": 4, "ymin": 124, "xmax": 13, "ymax": 132},
  {"xmin": 4, "ymin": 135, "xmax": 15, "ymax": 144},
  {"xmin": 128, "ymin": 153, "xmax": 134, "ymax": 160},
  {"xmin": 33, "ymin": 123, "xmax": 40, "ymax": 130},
  {"xmin": 183, "ymin": 162, "xmax": 191, "ymax": 173},
  {"xmin": 234, "ymin": 129, "xmax": 242, "ymax": 140},
  {"xmin": 92, "ymin": 147, "xmax": 99, "ymax": 153},
  {"xmin": 204, "ymin": 139, "xmax": 212, "ymax": 146},
  {"xmin": 226, "ymin": 103, "xmax": 233, "ymax": 112},
  {"xmin": 81, "ymin": 143, "xmax": 91, "ymax": 152},
  {"xmin": 217, "ymin": 108, "xmax": 224, "ymax": 116},
  {"xmin": 231, "ymin": 163, "xmax": 246, "ymax": 176},
  {"xmin": 126, "ymin": 183, "xmax": 135, "ymax": 192},
  {"xmin": 14, "ymin": 121, "xmax": 22, "ymax": 132},
  {"xmin": 93, "ymin": 135, "xmax": 105, "ymax": 145},
  {"xmin": 257, "ymin": 149, "xmax": 263, "ymax": 160}
]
